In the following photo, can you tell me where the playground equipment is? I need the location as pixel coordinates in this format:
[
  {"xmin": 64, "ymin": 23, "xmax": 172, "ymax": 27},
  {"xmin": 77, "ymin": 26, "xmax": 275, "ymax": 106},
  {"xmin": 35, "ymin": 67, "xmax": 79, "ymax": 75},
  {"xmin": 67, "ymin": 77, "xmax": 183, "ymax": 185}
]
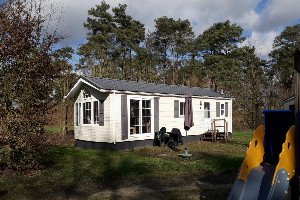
[{"xmin": 228, "ymin": 110, "xmax": 297, "ymax": 200}]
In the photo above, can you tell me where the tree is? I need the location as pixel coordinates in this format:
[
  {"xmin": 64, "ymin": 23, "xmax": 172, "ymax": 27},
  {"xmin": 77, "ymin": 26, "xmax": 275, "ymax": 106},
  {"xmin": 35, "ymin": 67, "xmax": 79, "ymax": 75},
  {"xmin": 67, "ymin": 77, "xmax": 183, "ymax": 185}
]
[
  {"xmin": 112, "ymin": 4, "xmax": 145, "ymax": 80},
  {"xmin": 131, "ymin": 38, "xmax": 160, "ymax": 82},
  {"xmin": 0, "ymin": 0, "xmax": 61, "ymax": 169},
  {"xmin": 78, "ymin": 2, "xmax": 145, "ymax": 80},
  {"xmin": 53, "ymin": 47, "xmax": 77, "ymax": 137},
  {"xmin": 77, "ymin": 1, "xmax": 115, "ymax": 77},
  {"xmin": 149, "ymin": 17, "xmax": 194, "ymax": 84},
  {"xmin": 269, "ymin": 24, "xmax": 300, "ymax": 99},
  {"xmin": 196, "ymin": 20, "xmax": 245, "ymax": 91},
  {"xmin": 237, "ymin": 46, "xmax": 266, "ymax": 129}
]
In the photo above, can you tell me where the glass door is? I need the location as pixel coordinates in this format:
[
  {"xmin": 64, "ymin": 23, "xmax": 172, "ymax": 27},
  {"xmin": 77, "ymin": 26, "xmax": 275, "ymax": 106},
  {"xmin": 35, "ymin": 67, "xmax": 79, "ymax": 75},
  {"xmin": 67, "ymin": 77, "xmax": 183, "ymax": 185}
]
[
  {"xmin": 130, "ymin": 98, "xmax": 152, "ymax": 135},
  {"xmin": 142, "ymin": 100, "xmax": 151, "ymax": 134}
]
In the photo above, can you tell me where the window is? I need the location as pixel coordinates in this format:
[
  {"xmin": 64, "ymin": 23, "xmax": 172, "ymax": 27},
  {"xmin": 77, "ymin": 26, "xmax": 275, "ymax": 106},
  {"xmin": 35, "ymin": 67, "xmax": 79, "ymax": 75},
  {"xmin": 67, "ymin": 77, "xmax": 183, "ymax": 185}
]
[
  {"xmin": 83, "ymin": 88, "xmax": 91, "ymax": 98},
  {"xmin": 142, "ymin": 100, "xmax": 151, "ymax": 134},
  {"xmin": 204, "ymin": 102, "xmax": 210, "ymax": 118},
  {"xmin": 220, "ymin": 103, "xmax": 225, "ymax": 116},
  {"xmin": 76, "ymin": 88, "xmax": 105, "ymax": 126},
  {"xmin": 83, "ymin": 102, "xmax": 91, "ymax": 124},
  {"xmin": 93, "ymin": 101, "xmax": 99, "ymax": 124},
  {"xmin": 76, "ymin": 103, "xmax": 79, "ymax": 126},
  {"xmin": 75, "ymin": 103, "xmax": 82, "ymax": 126},
  {"xmin": 130, "ymin": 98, "xmax": 152, "ymax": 135},
  {"xmin": 179, "ymin": 101, "xmax": 185, "ymax": 116}
]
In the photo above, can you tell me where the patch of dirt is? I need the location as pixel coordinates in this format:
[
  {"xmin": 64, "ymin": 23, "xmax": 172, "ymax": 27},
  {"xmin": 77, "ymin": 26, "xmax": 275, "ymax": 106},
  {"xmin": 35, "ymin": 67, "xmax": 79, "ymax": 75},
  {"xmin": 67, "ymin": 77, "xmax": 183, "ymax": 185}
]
[{"xmin": 87, "ymin": 174, "xmax": 234, "ymax": 200}]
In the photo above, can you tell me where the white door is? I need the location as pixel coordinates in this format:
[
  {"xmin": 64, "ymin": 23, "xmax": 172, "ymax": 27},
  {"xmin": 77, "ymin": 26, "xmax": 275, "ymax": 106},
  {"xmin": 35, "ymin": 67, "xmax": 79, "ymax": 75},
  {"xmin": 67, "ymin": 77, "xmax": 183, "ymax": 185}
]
[{"xmin": 203, "ymin": 101, "xmax": 211, "ymax": 132}]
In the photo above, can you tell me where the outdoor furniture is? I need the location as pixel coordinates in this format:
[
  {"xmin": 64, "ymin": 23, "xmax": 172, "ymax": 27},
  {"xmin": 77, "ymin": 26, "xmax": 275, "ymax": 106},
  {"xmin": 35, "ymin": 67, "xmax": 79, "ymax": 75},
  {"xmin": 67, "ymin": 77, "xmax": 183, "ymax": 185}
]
[
  {"xmin": 153, "ymin": 127, "xmax": 183, "ymax": 147},
  {"xmin": 201, "ymin": 119, "xmax": 228, "ymax": 141}
]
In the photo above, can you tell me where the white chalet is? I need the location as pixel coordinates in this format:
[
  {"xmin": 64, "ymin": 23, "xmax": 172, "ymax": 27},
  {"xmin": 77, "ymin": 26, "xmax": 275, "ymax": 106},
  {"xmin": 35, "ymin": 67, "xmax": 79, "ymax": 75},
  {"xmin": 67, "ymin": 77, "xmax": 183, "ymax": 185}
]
[{"xmin": 66, "ymin": 76, "xmax": 234, "ymax": 150}]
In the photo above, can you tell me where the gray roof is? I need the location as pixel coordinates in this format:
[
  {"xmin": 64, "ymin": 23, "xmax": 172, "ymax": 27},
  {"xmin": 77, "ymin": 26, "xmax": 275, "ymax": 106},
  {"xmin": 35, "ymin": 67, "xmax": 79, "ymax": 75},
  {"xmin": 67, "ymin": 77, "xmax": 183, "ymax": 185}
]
[{"xmin": 81, "ymin": 76, "xmax": 231, "ymax": 98}]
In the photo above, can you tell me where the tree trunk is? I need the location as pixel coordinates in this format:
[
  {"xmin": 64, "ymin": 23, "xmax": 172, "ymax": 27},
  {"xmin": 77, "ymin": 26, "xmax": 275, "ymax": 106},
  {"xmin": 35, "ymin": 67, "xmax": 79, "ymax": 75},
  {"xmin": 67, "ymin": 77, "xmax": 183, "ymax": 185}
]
[
  {"xmin": 163, "ymin": 50, "xmax": 167, "ymax": 84},
  {"xmin": 171, "ymin": 43, "xmax": 175, "ymax": 85},
  {"xmin": 60, "ymin": 78, "xmax": 68, "ymax": 137},
  {"xmin": 122, "ymin": 48, "xmax": 126, "ymax": 80}
]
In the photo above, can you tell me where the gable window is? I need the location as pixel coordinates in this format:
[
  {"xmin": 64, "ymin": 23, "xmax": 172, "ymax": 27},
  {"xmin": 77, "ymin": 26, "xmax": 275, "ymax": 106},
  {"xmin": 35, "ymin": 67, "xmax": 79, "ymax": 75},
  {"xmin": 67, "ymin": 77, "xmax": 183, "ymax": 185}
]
[
  {"xmin": 179, "ymin": 101, "xmax": 185, "ymax": 116},
  {"xmin": 204, "ymin": 102, "xmax": 210, "ymax": 118},
  {"xmin": 129, "ymin": 98, "xmax": 153, "ymax": 135},
  {"xmin": 83, "ymin": 88, "xmax": 91, "ymax": 98}
]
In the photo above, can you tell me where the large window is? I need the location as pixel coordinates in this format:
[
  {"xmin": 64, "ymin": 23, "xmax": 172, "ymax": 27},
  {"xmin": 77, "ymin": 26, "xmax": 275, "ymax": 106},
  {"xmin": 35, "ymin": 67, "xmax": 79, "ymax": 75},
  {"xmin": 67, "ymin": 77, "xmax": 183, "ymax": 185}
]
[
  {"xmin": 75, "ymin": 89, "xmax": 103, "ymax": 126},
  {"xmin": 204, "ymin": 102, "xmax": 210, "ymax": 118},
  {"xmin": 130, "ymin": 98, "xmax": 152, "ymax": 135}
]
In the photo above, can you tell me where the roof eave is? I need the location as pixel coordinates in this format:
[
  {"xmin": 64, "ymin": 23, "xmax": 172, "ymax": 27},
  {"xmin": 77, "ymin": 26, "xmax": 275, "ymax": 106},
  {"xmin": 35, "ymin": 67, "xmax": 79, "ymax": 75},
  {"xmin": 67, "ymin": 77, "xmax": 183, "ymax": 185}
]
[{"xmin": 65, "ymin": 76, "xmax": 103, "ymax": 99}]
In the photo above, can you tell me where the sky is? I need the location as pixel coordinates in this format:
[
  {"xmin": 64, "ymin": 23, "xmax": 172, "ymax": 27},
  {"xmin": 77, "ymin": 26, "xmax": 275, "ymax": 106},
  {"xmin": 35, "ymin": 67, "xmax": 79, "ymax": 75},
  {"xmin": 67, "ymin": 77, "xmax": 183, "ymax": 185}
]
[{"xmin": 45, "ymin": 0, "xmax": 300, "ymax": 60}]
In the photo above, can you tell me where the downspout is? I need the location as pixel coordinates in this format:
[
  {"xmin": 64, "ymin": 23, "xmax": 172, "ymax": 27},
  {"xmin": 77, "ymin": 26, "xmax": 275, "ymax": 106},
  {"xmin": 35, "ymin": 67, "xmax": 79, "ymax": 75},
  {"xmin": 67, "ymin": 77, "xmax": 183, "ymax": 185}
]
[
  {"xmin": 230, "ymin": 98, "xmax": 233, "ymax": 133},
  {"xmin": 114, "ymin": 91, "xmax": 116, "ymax": 144}
]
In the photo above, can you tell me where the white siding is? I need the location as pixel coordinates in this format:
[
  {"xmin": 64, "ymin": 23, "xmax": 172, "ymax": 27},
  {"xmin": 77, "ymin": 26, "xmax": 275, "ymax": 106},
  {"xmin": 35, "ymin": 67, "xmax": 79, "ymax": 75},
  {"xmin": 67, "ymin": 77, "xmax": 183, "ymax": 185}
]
[
  {"xmin": 283, "ymin": 98, "xmax": 294, "ymax": 110},
  {"xmin": 74, "ymin": 86, "xmax": 111, "ymax": 142},
  {"xmin": 110, "ymin": 93, "xmax": 122, "ymax": 143},
  {"xmin": 159, "ymin": 97, "xmax": 232, "ymax": 136},
  {"xmin": 74, "ymin": 87, "xmax": 233, "ymax": 143}
]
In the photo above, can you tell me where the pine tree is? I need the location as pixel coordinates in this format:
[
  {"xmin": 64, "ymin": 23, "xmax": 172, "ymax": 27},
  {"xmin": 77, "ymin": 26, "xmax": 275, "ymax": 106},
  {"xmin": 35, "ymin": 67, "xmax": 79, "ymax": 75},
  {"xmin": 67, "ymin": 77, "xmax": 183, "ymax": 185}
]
[
  {"xmin": 269, "ymin": 24, "xmax": 300, "ymax": 98},
  {"xmin": 78, "ymin": 1, "xmax": 115, "ymax": 77},
  {"xmin": 149, "ymin": 17, "xmax": 194, "ymax": 85},
  {"xmin": 196, "ymin": 20, "xmax": 245, "ymax": 91}
]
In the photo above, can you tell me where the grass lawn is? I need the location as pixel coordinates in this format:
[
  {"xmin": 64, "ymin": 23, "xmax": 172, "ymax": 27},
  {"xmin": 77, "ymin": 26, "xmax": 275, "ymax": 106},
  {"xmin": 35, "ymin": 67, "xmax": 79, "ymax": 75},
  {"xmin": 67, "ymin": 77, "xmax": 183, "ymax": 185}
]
[
  {"xmin": 44, "ymin": 125, "xmax": 74, "ymax": 134},
  {"xmin": 0, "ymin": 130, "xmax": 253, "ymax": 200}
]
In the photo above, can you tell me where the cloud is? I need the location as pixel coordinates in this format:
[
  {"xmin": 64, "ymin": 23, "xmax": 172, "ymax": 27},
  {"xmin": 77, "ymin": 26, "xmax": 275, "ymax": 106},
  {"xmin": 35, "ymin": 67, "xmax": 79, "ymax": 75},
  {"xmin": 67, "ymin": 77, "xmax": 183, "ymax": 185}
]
[
  {"xmin": 252, "ymin": 0, "xmax": 300, "ymax": 32},
  {"xmin": 241, "ymin": 31, "xmax": 278, "ymax": 58},
  {"xmin": 43, "ymin": 0, "xmax": 300, "ymax": 58}
]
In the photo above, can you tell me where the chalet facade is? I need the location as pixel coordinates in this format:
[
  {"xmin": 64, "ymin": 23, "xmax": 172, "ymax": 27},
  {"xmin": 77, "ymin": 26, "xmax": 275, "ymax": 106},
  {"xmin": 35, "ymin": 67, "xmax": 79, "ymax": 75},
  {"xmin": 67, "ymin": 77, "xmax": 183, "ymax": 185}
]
[{"xmin": 66, "ymin": 76, "xmax": 234, "ymax": 150}]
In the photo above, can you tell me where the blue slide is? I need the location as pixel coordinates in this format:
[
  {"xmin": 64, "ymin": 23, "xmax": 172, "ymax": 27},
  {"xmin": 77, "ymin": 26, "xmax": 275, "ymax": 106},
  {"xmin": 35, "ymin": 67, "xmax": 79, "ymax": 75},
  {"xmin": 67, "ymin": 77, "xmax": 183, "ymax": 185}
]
[{"xmin": 228, "ymin": 164, "xmax": 290, "ymax": 200}]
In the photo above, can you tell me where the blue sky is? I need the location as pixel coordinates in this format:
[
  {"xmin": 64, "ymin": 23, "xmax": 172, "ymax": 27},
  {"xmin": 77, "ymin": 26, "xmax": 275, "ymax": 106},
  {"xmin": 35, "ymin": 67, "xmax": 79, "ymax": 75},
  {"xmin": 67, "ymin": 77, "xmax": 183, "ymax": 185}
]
[{"xmin": 44, "ymin": 0, "xmax": 300, "ymax": 60}]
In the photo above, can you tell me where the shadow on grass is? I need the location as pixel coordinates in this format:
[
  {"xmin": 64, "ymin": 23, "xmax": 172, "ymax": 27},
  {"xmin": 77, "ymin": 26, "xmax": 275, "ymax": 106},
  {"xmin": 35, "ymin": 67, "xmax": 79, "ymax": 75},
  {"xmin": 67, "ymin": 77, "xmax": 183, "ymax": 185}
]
[
  {"xmin": 168, "ymin": 145, "xmax": 182, "ymax": 152},
  {"xmin": 226, "ymin": 139, "xmax": 250, "ymax": 147},
  {"xmin": 192, "ymin": 151, "xmax": 244, "ymax": 174},
  {"xmin": 47, "ymin": 147, "xmax": 152, "ymax": 199},
  {"xmin": 2, "ymin": 145, "xmax": 244, "ymax": 200}
]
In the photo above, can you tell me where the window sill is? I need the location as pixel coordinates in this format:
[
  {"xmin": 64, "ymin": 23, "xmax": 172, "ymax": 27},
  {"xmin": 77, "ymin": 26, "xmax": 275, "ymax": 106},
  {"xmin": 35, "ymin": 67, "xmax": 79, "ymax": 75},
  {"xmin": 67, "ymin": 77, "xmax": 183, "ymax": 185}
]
[
  {"xmin": 80, "ymin": 124, "xmax": 101, "ymax": 127},
  {"xmin": 130, "ymin": 133, "xmax": 153, "ymax": 138}
]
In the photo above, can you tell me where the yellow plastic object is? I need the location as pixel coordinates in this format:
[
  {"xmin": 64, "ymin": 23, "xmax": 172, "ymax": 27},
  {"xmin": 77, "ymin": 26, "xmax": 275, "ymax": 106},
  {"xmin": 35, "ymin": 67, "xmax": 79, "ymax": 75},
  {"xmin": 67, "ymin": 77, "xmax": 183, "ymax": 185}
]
[
  {"xmin": 271, "ymin": 125, "xmax": 296, "ymax": 186},
  {"xmin": 238, "ymin": 125, "xmax": 265, "ymax": 181}
]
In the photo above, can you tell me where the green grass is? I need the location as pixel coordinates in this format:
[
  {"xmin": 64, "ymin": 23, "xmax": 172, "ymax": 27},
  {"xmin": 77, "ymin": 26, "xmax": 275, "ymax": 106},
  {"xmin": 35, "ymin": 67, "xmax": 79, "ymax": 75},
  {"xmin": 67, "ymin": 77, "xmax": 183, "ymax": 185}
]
[
  {"xmin": 44, "ymin": 125, "xmax": 74, "ymax": 134},
  {"xmin": 0, "ymin": 130, "xmax": 254, "ymax": 200}
]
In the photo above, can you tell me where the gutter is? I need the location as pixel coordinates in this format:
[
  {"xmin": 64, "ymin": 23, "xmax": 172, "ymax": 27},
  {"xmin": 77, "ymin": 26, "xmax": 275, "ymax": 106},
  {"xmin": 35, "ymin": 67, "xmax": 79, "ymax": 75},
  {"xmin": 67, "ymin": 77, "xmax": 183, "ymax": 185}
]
[{"xmin": 113, "ymin": 91, "xmax": 116, "ymax": 144}]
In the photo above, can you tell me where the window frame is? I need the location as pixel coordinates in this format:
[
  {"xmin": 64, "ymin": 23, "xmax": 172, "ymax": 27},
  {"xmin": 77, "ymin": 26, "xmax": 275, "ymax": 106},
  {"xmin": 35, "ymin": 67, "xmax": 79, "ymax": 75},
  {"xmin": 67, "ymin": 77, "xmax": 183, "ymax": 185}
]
[
  {"xmin": 76, "ymin": 89, "xmax": 102, "ymax": 127},
  {"xmin": 128, "ymin": 96, "xmax": 154, "ymax": 137},
  {"xmin": 220, "ymin": 103, "xmax": 225, "ymax": 117},
  {"xmin": 179, "ymin": 100, "xmax": 185, "ymax": 117},
  {"xmin": 93, "ymin": 101, "xmax": 99, "ymax": 125},
  {"xmin": 83, "ymin": 101, "xmax": 92, "ymax": 124},
  {"xmin": 204, "ymin": 102, "xmax": 210, "ymax": 118}
]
